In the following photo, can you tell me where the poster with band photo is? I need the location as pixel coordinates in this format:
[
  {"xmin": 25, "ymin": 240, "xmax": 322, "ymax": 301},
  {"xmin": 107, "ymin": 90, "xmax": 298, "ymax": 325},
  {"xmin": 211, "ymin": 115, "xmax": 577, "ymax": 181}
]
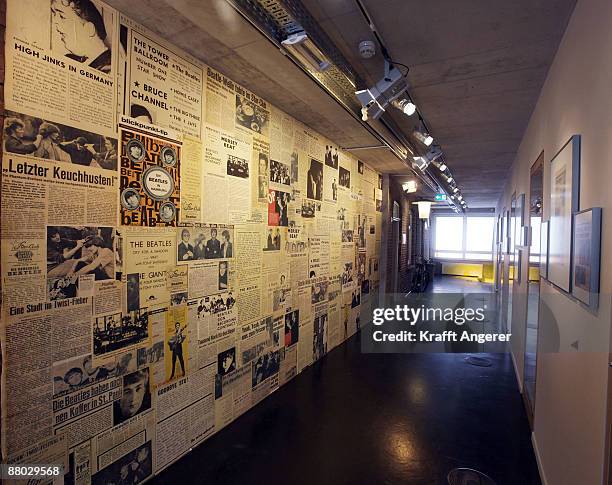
[
  {"xmin": 120, "ymin": 16, "xmax": 204, "ymax": 139},
  {"xmin": 119, "ymin": 126, "xmax": 181, "ymax": 226}
]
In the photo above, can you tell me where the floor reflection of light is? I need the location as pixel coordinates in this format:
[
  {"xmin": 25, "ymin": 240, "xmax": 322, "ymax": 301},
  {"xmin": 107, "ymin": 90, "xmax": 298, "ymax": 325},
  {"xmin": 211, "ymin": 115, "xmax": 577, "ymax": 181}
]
[
  {"xmin": 407, "ymin": 377, "xmax": 427, "ymax": 405},
  {"xmin": 386, "ymin": 429, "xmax": 418, "ymax": 465}
]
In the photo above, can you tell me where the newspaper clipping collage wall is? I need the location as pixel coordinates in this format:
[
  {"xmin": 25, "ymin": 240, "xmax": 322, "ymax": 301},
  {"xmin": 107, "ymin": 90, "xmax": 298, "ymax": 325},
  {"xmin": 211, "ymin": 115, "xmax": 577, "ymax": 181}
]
[{"xmin": 0, "ymin": 0, "xmax": 383, "ymax": 483}]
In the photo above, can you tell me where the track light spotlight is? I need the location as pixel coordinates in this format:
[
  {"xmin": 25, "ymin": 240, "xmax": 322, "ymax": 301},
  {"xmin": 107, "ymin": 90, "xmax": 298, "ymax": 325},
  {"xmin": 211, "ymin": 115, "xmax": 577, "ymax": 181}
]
[
  {"xmin": 446, "ymin": 176, "xmax": 453, "ymax": 183},
  {"xmin": 412, "ymin": 156, "xmax": 428, "ymax": 171},
  {"xmin": 391, "ymin": 97, "xmax": 416, "ymax": 116},
  {"xmin": 411, "ymin": 146, "xmax": 442, "ymax": 172},
  {"xmin": 438, "ymin": 163, "xmax": 447, "ymax": 172},
  {"xmin": 355, "ymin": 60, "xmax": 408, "ymax": 120},
  {"xmin": 453, "ymin": 187, "xmax": 459, "ymax": 193},
  {"xmin": 421, "ymin": 145, "xmax": 442, "ymax": 165},
  {"xmin": 413, "ymin": 129, "xmax": 433, "ymax": 146}
]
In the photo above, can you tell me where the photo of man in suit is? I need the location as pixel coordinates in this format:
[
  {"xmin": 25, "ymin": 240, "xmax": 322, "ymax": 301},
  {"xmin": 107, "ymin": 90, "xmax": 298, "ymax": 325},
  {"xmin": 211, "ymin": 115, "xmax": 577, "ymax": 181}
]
[
  {"xmin": 324, "ymin": 145, "xmax": 333, "ymax": 167},
  {"xmin": 284, "ymin": 310, "xmax": 299, "ymax": 347},
  {"xmin": 221, "ymin": 230, "xmax": 233, "ymax": 258},
  {"xmin": 307, "ymin": 158, "xmax": 323, "ymax": 201},
  {"xmin": 168, "ymin": 322, "xmax": 186, "ymax": 380},
  {"xmin": 218, "ymin": 262, "xmax": 228, "ymax": 290},
  {"xmin": 265, "ymin": 228, "xmax": 275, "ymax": 251},
  {"xmin": 193, "ymin": 233, "xmax": 205, "ymax": 260},
  {"xmin": 178, "ymin": 229, "xmax": 194, "ymax": 261},
  {"xmin": 205, "ymin": 228, "xmax": 221, "ymax": 259}
]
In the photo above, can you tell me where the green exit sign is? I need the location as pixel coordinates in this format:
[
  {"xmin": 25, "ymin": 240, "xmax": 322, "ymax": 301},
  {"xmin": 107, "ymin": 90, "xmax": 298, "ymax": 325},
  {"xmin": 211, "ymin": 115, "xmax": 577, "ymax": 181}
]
[{"xmin": 434, "ymin": 194, "xmax": 447, "ymax": 201}]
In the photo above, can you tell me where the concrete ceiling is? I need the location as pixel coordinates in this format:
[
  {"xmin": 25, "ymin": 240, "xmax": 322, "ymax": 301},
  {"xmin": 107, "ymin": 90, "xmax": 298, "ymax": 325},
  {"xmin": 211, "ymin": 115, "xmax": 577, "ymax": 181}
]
[
  {"xmin": 106, "ymin": 0, "xmax": 576, "ymax": 207},
  {"xmin": 301, "ymin": 0, "xmax": 576, "ymax": 207},
  {"xmin": 105, "ymin": 0, "xmax": 408, "ymax": 173}
]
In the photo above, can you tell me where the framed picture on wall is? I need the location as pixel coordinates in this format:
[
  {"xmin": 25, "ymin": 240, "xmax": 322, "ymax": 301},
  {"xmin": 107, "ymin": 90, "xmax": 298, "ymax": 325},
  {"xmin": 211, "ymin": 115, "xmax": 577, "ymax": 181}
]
[
  {"xmin": 392, "ymin": 201, "xmax": 400, "ymax": 221},
  {"xmin": 517, "ymin": 193, "xmax": 526, "ymax": 226},
  {"xmin": 505, "ymin": 209, "xmax": 511, "ymax": 255},
  {"xmin": 516, "ymin": 248, "xmax": 524, "ymax": 284},
  {"xmin": 510, "ymin": 195, "xmax": 517, "ymax": 261},
  {"xmin": 548, "ymin": 135, "xmax": 580, "ymax": 292},
  {"xmin": 516, "ymin": 193, "xmax": 526, "ymax": 246},
  {"xmin": 539, "ymin": 220, "xmax": 549, "ymax": 278},
  {"xmin": 571, "ymin": 208, "xmax": 602, "ymax": 310}
]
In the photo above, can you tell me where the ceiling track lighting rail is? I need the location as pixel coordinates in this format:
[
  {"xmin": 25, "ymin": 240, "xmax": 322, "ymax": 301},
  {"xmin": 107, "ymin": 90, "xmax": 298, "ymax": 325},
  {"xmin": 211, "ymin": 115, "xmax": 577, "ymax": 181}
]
[
  {"xmin": 225, "ymin": 0, "xmax": 410, "ymax": 158},
  {"xmin": 352, "ymin": 0, "xmax": 464, "ymax": 212},
  {"xmin": 226, "ymin": 0, "xmax": 465, "ymax": 211}
]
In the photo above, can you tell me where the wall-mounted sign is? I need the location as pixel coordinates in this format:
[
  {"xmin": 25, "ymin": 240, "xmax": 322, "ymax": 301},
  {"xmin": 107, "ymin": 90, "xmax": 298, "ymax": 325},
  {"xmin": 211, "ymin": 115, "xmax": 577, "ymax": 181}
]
[{"xmin": 434, "ymin": 193, "xmax": 447, "ymax": 201}]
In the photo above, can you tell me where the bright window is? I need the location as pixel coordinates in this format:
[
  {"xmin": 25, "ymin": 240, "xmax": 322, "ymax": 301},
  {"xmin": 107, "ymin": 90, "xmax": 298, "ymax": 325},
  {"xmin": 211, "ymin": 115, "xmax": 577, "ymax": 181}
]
[
  {"xmin": 529, "ymin": 216, "xmax": 541, "ymax": 263},
  {"xmin": 433, "ymin": 214, "xmax": 495, "ymax": 261},
  {"xmin": 434, "ymin": 216, "xmax": 463, "ymax": 251},
  {"xmin": 465, "ymin": 252, "xmax": 494, "ymax": 260},
  {"xmin": 466, "ymin": 217, "xmax": 495, "ymax": 252}
]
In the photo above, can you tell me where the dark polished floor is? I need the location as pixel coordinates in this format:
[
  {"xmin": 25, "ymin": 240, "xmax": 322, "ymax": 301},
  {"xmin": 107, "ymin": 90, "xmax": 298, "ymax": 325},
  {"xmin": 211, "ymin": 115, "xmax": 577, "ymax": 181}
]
[
  {"xmin": 428, "ymin": 274, "xmax": 493, "ymax": 294},
  {"xmin": 152, "ymin": 277, "xmax": 540, "ymax": 485}
]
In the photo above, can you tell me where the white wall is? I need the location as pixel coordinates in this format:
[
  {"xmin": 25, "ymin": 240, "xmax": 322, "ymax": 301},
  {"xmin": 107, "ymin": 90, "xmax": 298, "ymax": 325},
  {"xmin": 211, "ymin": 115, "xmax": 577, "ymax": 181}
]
[{"xmin": 496, "ymin": 0, "xmax": 612, "ymax": 483}]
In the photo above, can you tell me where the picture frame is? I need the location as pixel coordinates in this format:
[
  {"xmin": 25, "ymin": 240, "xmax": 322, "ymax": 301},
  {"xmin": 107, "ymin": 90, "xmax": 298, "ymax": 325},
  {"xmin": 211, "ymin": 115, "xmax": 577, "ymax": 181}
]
[
  {"xmin": 517, "ymin": 193, "xmax": 526, "ymax": 227},
  {"xmin": 539, "ymin": 220, "xmax": 549, "ymax": 278},
  {"xmin": 516, "ymin": 193, "xmax": 526, "ymax": 246},
  {"xmin": 505, "ymin": 209, "xmax": 511, "ymax": 255},
  {"xmin": 391, "ymin": 201, "xmax": 400, "ymax": 221},
  {"xmin": 509, "ymin": 197, "xmax": 515, "ymax": 257},
  {"xmin": 548, "ymin": 135, "xmax": 580, "ymax": 292},
  {"xmin": 521, "ymin": 225, "xmax": 530, "ymax": 248},
  {"xmin": 516, "ymin": 248, "xmax": 524, "ymax": 284},
  {"xmin": 501, "ymin": 209, "xmax": 506, "ymax": 236},
  {"xmin": 571, "ymin": 208, "xmax": 602, "ymax": 310},
  {"xmin": 513, "ymin": 195, "xmax": 525, "ymax": 284}
]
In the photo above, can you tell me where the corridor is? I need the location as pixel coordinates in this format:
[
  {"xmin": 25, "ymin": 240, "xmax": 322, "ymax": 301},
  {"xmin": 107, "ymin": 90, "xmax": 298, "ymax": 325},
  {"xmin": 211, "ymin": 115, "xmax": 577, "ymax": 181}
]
[
  {"xmin": 153, "ymin": 277, "xmax": 538, "ymax": 485},
  {"xmin": 1, "ymin": 0, "xmax": 610, "ymax": 484}
]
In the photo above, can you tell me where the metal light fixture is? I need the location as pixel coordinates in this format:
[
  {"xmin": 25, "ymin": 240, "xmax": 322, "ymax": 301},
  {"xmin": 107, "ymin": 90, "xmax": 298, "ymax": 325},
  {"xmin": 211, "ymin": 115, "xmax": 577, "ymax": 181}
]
[
  {"xmin": 423, "ymin": 145, "xmax": 443, "ymax": 164},
  {"xmin": 413, "ymin": 201, "xmax": 432, "ymax": 219},
  {"xmin": 391, "ymin": 97, "xmax": 416, "ymax": 116},
  {"xmin": 413, "ymin": 129, "xmax": 433, "ymax": 146},
  {"xmin": 281, "ymin": 32, "xmax": 331, "ymax": 73},
  {"xmin": 355, "ymin": 60, "xmax": 407, "ymax": 120},
  {"xmin": 412, "ymin": 156, "xmax": 428, "ymax": 171},
  {"xmin": 403, "ymin": 180, "xmax": 417, "ymax": 193}
]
